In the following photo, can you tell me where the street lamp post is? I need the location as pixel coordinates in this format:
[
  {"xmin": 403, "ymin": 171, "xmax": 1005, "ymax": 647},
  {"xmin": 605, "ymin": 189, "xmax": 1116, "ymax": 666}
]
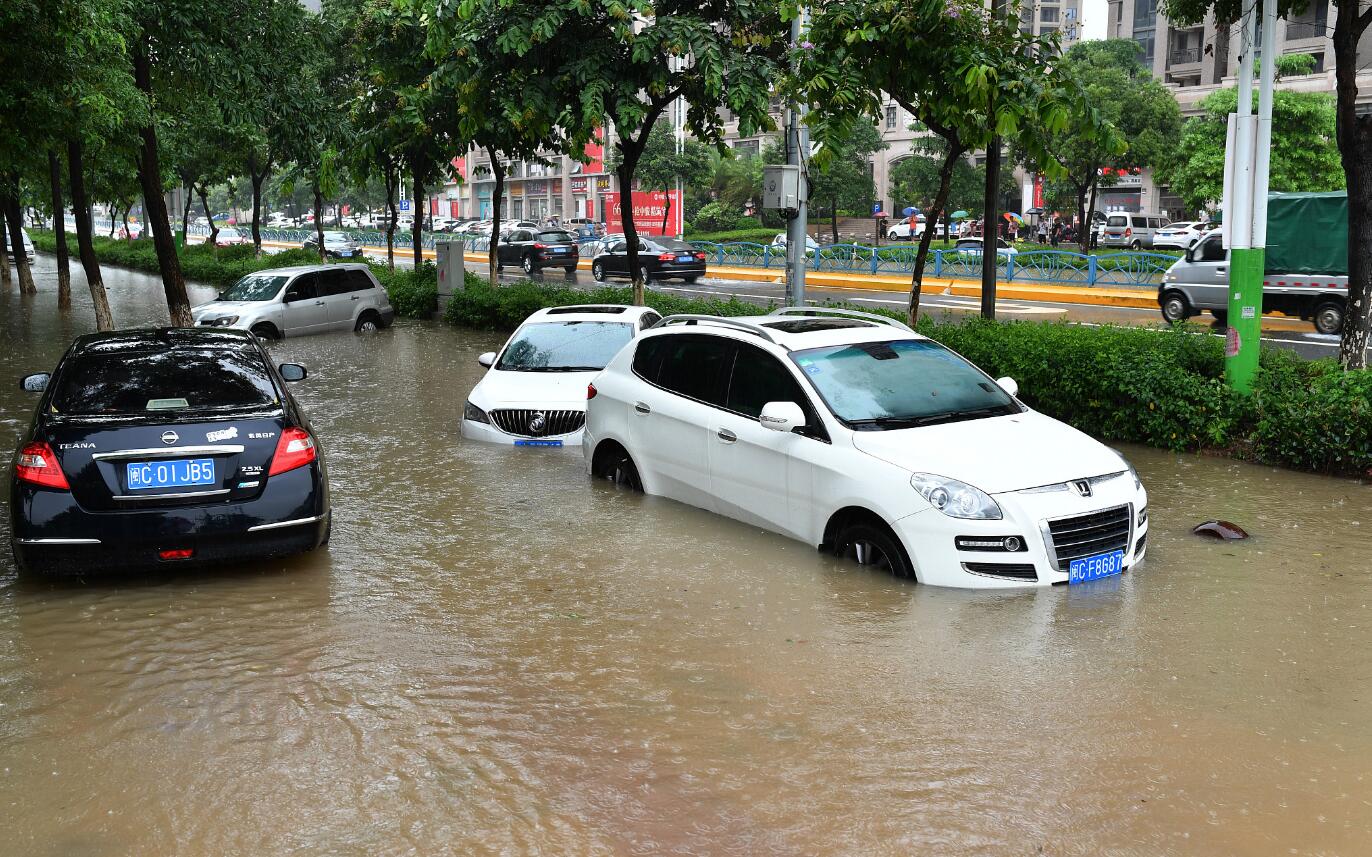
[{"xmin": 784, "ymin": 7, "xmax": 809, "ymax": 307}]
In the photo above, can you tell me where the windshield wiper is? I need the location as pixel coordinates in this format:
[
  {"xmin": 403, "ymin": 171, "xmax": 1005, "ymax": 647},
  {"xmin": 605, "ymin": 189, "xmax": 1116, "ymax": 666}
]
[
  {"xmin": 847, "ymin": 416, "xmax": 926, "ymax": 429},
  {"xmin": 849, "ymin": 406, "xmax": 1014, "ymax": 430}
]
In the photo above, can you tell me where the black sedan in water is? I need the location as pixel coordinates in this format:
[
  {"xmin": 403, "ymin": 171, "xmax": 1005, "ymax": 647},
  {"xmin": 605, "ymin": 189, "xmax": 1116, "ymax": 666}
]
[
  {"xmin": 590, "ymin": 235, "xmax": 707, "ymax": 283},
  {"xmin": 10, "ymin": 328, "xmax": 330, "ymax": 575}
]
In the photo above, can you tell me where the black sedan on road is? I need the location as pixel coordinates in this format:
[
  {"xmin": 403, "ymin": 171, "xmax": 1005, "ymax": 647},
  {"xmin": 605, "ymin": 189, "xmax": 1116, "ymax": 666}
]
[
  {"xmin": 10, "ymin": 328, "xmax": 330, "ymax": 575},
  {"xmin": 495, "ymin": 228, "xmax": 580, "ymax": 275},
  {"xmin": 590, "ymin": 235, "xmax": 707, "ymax": 283},
  {"xmin": 302, "ymin": 230, "xmax": 365, "ymax": 259}
]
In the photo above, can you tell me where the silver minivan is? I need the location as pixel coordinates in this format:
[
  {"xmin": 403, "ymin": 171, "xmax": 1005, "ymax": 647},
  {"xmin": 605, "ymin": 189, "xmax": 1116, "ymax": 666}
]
[
  {"xmin": 1100, "ymin": 213, "xmax": 1171, "ymax": 249},
  {"xmin": 191, "ymin": 264, "xmax": 396, "ymax": 339}
]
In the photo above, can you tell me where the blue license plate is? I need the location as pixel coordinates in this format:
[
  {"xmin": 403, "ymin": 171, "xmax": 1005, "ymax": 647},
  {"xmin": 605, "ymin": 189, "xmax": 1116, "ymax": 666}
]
[
  {"xmin": 338, "ymin": 250, "xmax": 353, "ymax": 256},
  {"xmin": 126, "ymin": 458, "xmax": 216, "ymax": 490},
  {"xmin": 514, "ymin": 439, "xmax": 563, "ymax": 447},
  {"xmin": 677, "ymin": 255, "xmax": 694, "ymax": 263},
  {"xmin": 1068, "ymin": 550, "xmax": 1125, "ymax": 584},
  {"xmin": 551, "ymin": 247, "xmax": 567, "ymax": 254}
]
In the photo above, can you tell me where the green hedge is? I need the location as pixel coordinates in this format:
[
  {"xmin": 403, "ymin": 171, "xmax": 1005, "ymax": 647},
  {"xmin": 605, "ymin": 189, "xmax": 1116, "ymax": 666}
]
[{"xmin": 27, "ymin": 230, "xmax": 1372, "ymax": 478}]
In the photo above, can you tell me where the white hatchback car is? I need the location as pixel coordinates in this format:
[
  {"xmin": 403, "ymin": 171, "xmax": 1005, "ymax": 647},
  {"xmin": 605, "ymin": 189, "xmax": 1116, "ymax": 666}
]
[
  {"xmin": 462, "ymin": 305, "xmax": 662, "ymax": 447},
  {"xmin": 583, "ymin": 308, "xmax": 1148, "ymax": 588},
  {"xmin": 191, "ymin": 264, "xmax": 395, "ymax": 339}
]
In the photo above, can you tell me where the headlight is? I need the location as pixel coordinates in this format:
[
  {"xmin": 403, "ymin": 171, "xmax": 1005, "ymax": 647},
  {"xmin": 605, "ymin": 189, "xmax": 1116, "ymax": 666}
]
[
  {"xmin": 1111, "ymin": 448, "xmax": 1143, "ymax": 491},
  {"xmin": 211, "ymin": 315, "xmax": 238, "ymax": 326},
  {"xmin": 463, "ymin": 401, "xmax": 489, "ymax": 424},
  {"xmin": 910, "ymin": 473, "xmax": 1002, "ymax": 520}
]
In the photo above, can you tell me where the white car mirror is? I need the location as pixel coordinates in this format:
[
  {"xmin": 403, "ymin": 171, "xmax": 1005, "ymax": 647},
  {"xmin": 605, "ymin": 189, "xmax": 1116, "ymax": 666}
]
[
  {"xmin": 996, "ymin": 376, "xmax": 1019, "ymax": 398},
  {"xmin": 759, "ymin": 401, "xmax": 806, "ymax": 433},
  {"xmin": 477, "ymin": 351, "xmax": 496, "ymax": 368}
]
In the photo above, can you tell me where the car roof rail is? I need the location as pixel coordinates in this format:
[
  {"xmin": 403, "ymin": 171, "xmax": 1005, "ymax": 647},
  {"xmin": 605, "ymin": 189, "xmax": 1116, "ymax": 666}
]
[
  {"xmin": 766, "ymin": 306, "xmax": 914, "ymax": 333},
  {"xmin": 651, "ymin": 314, "xmax": 780, "ymax": 345}
]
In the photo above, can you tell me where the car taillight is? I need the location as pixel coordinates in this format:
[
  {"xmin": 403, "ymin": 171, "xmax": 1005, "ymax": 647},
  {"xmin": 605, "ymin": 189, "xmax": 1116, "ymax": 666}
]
[
  {"xmin": 268, "ymin": 427, "xmax": 317, "ymax": 476},
  {"xmin": 587, "ymin": 383, "xmax": 597, "ymax": 400},
  {"xmin": 159, "ymin": 549, "xmax": 194, "ymax": 561},
  {"xmin": 534, "ymin": 242, "xmax": 548, "ymax": 249},
  {"xmin": 15, "ymin": 442, "xmax": 69, "ymax": 490},
  {"xmin": 1124, "ymin": 228, "xmax": 1132, "ymax": 237},
  {"xmin": 695, "ymin": 252, "xmax": 706, "ymax": 261},
  {"xmin": 658, "ymin": 253, "xmax": 675, "ymax": 261}
]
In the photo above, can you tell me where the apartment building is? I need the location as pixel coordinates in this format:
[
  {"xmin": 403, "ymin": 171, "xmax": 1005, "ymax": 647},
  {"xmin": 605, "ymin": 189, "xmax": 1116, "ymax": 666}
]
[{"xmin": 1106, "ymin": 0, "xmax": 1371, "ymax": 216}]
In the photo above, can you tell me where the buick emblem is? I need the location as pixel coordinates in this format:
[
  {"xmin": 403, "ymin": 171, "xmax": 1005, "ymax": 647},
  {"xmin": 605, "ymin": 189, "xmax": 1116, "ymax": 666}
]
[
  {"xmin": 161, "ymin": 430, "xmax": 179, "ymax": 445},
  {"xmin": 528, "ymin": 412, "xmax": 547, "ymax": 435},
  {"xmin": 1072, "ymin": 479, "xmax": 1092, "ymax": 497}
]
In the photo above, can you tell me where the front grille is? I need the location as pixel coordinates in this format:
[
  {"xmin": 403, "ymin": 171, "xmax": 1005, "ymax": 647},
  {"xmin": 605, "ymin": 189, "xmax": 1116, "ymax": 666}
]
[
  {"xmin": 962, "ymin": 562, "xmax": 1038, "ymax": 581},
  {"xmin": 489, "ymin": 409, "xmax": 585, "ymax": 438},
  {"xmin": 1047, "ymin": 505, "xmax": 1132, "ymax": 571}
]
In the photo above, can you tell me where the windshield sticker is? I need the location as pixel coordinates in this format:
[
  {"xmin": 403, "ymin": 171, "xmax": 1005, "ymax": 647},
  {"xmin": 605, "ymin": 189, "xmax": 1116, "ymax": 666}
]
[
  {"xmin": 207, "ymin": 426, "xmax": 239, "ymax": 443},
  {"xmin": 146, "ymin": 398, "xmax": 189, "ymax": 410},
  {"xmin": 804, "ymin": 364, "xmax": 822, "ymax": 375}
]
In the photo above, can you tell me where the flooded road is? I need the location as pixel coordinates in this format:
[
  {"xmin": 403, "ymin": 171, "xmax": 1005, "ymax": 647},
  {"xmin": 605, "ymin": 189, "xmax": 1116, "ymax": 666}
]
[{"xmin": 2, "ymin": 258, "xmax": 1371, "ymax": 855}]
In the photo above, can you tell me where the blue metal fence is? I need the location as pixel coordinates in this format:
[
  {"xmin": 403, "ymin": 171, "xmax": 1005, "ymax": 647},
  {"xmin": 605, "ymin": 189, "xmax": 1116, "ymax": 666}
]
[{"xmin": 686, "ymin": 240, "xmax": 1175, "ymax": 287}]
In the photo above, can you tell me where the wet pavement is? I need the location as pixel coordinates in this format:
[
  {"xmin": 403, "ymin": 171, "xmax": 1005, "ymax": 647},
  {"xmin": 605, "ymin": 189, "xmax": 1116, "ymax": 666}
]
[{"xmin": 2, "ymin": 257, "xmax": 1371, "ymax": 855}]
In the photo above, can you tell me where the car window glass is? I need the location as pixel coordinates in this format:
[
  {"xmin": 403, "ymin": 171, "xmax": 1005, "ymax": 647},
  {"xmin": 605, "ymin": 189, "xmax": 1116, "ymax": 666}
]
[
  {"xmin": 610, "ymin": 241, "xmax": 626, "ymax": 253},
  {"xmin": 726, "ymin": 343, "xmax": 813, "ymax": 420},
  {"xmin": 654, "ymin": 335, "xmax": 731, "ymax": 405},
  {"xmin": 496, "ymin": 321, "xmax": 634, "ymax": 371},
  {"xmin": 51, "ymin": 346, "xmax": 279, "ymax": 416},
  {"xmin": 320, "ymin": 269, "xmax": 350, "ymax": 297},
  {"xmin": 1132, "ymin": 216, "xmax": 1147, "ymax": 228},
  {"xmin": 538, "ymin": 231, "xmax": 576, "ymax": 242},
  {"xmin": 1107, "ymin": 215, "xmax": 1127, "ymax": 227},
  {"xmin": 284, "ymin": 274, "xmax": 317, "ymax": 301},
  {"xmin": 345, "ymin": 270, "xmax": 374, "ymax": 292},
  {"xmin": 639, "ymin": 312, "xmax": 662, "ymax": 331},
  {"xmin": 632, "ymin": 337, "xmax": 667, "ymax": 382},
  {"xmin": 221, "ymin": 274, "xmax": 287, "ymax": 302},
  {"xmin": 1198, "ymin": 238, "xmax": 1226, "ymax": 262},
  {"xmin": 792, "ymin": 339, "xmax": 1017, "ymax": 427}
]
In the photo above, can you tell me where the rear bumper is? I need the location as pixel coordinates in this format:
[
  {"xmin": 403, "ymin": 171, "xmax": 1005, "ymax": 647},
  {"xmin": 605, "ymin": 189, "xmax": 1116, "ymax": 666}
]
[
  {"xmin": 10, "ymin": 464, "xmax": 329, "ymax": 574},
  {"xmin": 653, "ymin": 264, "xmax": 707, "ymax": 279},
  {"xmin": 379, "ymin": 307, "xmax": 396, "ymax": 327}
]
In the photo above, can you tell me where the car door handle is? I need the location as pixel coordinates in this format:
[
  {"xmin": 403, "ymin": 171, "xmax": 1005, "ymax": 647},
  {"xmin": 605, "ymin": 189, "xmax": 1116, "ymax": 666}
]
[
  {"xmin": 717, "ymin": 428, "xmax": 737, "ymax": 443},
  {"xmin": 633, "ymin": 402, "xmax": 652, "ymax": 415},
  {"xmin": 350, "ymin": 295, "xmax": 360, "ymax": 300},
  {"xmin": 315, "ymin": 301, "xmax": 326, "ymax": 307},
  {"xmin": 1216, "ymin": 267, "xmax": 1226, "ymax": 274}
]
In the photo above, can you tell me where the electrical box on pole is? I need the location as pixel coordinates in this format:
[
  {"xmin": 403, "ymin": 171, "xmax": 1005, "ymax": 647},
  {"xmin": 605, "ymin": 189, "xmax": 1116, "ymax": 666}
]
[{"xmin": 762, "ymin": 165, "xmax": 802, "ymax": 212}]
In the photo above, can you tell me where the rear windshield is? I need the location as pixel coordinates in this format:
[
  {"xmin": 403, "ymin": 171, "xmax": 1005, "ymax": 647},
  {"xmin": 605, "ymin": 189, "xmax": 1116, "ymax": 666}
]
[
  {"xmin": 497, "ymin": 321, "xmax": 634, "ymax": 372},
  {"xmin": 538, "ymin": 231, "xmax": 577, "ymax": 243},
  {"xmin": 221, "ymin": 274, "xmax": 287, "ymax": 302},
  {"xmin": 654, "ymin": 238, "xmax": 695, "ymax": 252},
  {"xmin": 51, "ymin": 346, "xmax": 279, "ymax": 416},
  {"xmin": 1107, "ymin": 215, "xmax": 1128, "ymax": 226},
  {"xmin": 322, "ymin": 231, "xmax": 348, "ymax": 240}
]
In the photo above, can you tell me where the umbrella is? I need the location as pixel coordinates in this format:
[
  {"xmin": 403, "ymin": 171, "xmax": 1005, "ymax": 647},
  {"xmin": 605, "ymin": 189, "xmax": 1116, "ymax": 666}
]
[
  {"xmin": 1003, "ymin": 211, "xmax": 1023, "ymax": 222},
  {"xmin": 902, "ymin": 206, "xmax": 920, "ymax": 216},
  {"xmin": 950, "ymin": 210, "xmax": 970, "ymax": 219},
  {"xmin": 1026, "ymin": 207, "xmax": 1044, "ymax": 215}
]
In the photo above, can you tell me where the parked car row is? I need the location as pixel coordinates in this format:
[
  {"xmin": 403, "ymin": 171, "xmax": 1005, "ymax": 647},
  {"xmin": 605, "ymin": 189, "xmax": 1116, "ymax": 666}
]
[{"xmin": 461, "ymin": 305, "xmax": 1149, "ymax": 590}]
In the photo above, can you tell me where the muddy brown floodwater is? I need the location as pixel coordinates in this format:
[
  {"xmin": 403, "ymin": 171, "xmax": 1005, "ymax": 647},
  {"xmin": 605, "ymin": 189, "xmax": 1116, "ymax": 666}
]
[{"xmin": 2, "ymin": 256, "xmax": 1371, "ymax": 856}]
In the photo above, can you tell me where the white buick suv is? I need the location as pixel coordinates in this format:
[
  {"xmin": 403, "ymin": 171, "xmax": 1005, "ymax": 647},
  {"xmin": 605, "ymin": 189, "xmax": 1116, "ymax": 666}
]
[
  {"xmin": 462, "ymin": 305, "xmax": 662, "ymax": 447},
  {"xmin": 583, "ymin": 308, "xmax": 1148, "ymax": 588}
]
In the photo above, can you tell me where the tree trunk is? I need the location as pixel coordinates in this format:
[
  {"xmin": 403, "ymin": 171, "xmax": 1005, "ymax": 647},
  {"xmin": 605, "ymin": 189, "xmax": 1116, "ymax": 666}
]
[
  {"xmin": 49, "ymin": 150, "xmax": 71, "ymax": 308},
  {"xmin": 197, "ymin": 184, "xmax": 218, "ymax": 248},
  {"xmin": 108, "ymin": 204, "xmax": 118, "ymax": 238},
  {"xmin": 412, "ymin": 170, "xmax": 424, "ymax": 266},
  {"xmin": 180, "ymin": 181, "xmax": 194, "ymax": 248},
  {"xmin": 981, "ymin": 134, "xmax": 1000, "ymax": 320},
  {"xmin": 132, "ymin": 39, "xmax": 193, "ymax": 327},
  {"xmin": 487, "ymin": 149, "xmax": 503, "ymax": 287},
  {"xmin": 68, "ymin": 139, "xmax": 113, "ymax": 330},
  {"xmin": 122, "ymin": 207, "xmax": 131, "ymax": 241},
  {"xmin": 661, "ymin": 192, "xmax": 671, "ymax": 236},
  {"xmin": 909, "ymin": 144, "xmax": 964, "ymax": 327},
  {"xmin": 384, "ymin": 157, "xmax": 396, "ymax": 271},
  {"xmin": 1084, "ymin": 173, "xmax": 1100, "ymax": 253},
  {"xmin": 830, "ymin": 196, "xmax": 839, "ymax": 244},
  {"xmin": 249, "ymin": 163, "xmax": 268, "ymax": 255},
  {"xmin": 1334, "ymin": 4, "xmax": 1372, "ymax": 369},
  {"xmin": 617, "ymin": 150, "xmax": 646, "ymax": 305},
  {"xmin": 3, "ymin": 186, "xmax": 37, "ymax": 295},
  {"xmin": 1075, "ymin": 181, "xmax": 1089, "ymax": 248},
  {"xmin": 0, "ymin": 207, "xmax": 11, "ymax": 287},
  {"xmin": 314, "ymin": 185, "xmax": 326, "ymax": 263}
]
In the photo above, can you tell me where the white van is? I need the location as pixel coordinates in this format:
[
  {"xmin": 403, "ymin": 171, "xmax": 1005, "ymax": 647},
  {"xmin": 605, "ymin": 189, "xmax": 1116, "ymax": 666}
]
[{"xmin": 1100, "ymin": 213, "xmax": 1171, "ymax": 250}]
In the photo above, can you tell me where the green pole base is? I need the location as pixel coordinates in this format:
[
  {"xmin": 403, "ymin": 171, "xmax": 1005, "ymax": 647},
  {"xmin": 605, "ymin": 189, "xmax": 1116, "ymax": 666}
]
[{"xmin": 1225, "ymin": 247, "xmax": 1265, "ymax": 394}]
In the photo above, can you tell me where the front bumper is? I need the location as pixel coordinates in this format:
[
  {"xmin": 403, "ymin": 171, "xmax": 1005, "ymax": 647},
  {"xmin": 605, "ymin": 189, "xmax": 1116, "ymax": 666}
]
[
  {"xmin": 379, "ymin": 307, "xmax": 396, "ymax": 327},
  {"xmin": 891, "ymin": 478, "xmax": 1148, "ymax": 589},
  {"xmin": 460, "ymin": 418, "xmax": 584, "ymax": 447}
]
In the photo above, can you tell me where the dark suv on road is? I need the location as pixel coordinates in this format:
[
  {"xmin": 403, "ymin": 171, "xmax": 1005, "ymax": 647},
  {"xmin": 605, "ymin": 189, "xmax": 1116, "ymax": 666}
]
[
  {"xmin": 495, "ymin": 228, "xmax": 581, "ymax": 275},
  {"xmin": 10, "ymin": 328, "xmax": 330, "ymax": 575}
]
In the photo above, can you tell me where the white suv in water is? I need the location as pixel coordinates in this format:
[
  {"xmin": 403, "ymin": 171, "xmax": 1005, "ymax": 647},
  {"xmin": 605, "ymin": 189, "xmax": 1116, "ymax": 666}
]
[
  {"xmin": 583, "ymin": 308, "xmax": 1149, "ymax": 588},
  {"xmin": 462, "ymin": 305, "xmax": 662, "ymax": 446}
]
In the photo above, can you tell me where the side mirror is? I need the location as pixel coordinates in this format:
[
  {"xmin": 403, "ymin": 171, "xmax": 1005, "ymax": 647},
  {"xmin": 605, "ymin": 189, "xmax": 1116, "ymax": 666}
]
[
  {"xmin": 996, "ymin": 376, "xmax": 1019, "ymax": 398},
  {"xmin": 20, "ymin": 373, "xmax": 49, "ymax": 393},
  {"xmin": 759, "ymin": 401, "xmax": 806, "ymax": 433},
  {"xmin": 477, "ymin": 352, "xmax": 496, "ymax": 368},
  {"xmin": 278, "ymin": 363, "xmax": 308, "ymax": 382}
]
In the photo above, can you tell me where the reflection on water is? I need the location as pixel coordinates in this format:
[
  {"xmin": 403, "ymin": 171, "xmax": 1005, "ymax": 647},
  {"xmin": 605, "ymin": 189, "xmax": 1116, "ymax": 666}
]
[{"xmin": 2, "ymin": 257, "xmax": 1371, "ymax": 854}]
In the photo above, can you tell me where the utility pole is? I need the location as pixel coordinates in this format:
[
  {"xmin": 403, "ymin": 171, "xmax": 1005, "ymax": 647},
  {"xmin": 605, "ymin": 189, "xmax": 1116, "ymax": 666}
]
[
  {"xmin": 1221, "ymin": 0, "xmax": 1274, "ymax": 393},
  {"xmin": 784, "ymin": 7, "xmax": 809, "ymax": 307},
  {"xmin": 981, "ymin": 0, "xmax": 1006, "ymax": 320}
]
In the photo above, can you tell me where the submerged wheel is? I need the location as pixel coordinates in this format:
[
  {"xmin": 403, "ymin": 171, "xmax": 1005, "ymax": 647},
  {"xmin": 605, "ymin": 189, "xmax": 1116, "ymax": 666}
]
[
  {"xmin": 1130, "ymin": 239, "xmax": 1142, "ymax": 250},
  {"xmin": 1160, "ymin": 291, "xmax": 1191, "ymax": 324},
  {"xmin": 832, "ymin": 522, "xmax": 915, "ymax": 579},
  {"xmin": 1313, "ymin": 299, "xmax": 1345, "ymax": 335},
  {"xmin": 355, "ymin": 311, "xmax": 380, "ymax": 332},
  {"xmin": 250, "ymin": 322, "xmax": 279, "ymax": 341},
  {"xmin": 595, "ymin": 446, "xmax": 642, "ymax": 491},
  {"xmin": 592, "ymin": 261, "xmax": 606, "ymax": 282}
]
